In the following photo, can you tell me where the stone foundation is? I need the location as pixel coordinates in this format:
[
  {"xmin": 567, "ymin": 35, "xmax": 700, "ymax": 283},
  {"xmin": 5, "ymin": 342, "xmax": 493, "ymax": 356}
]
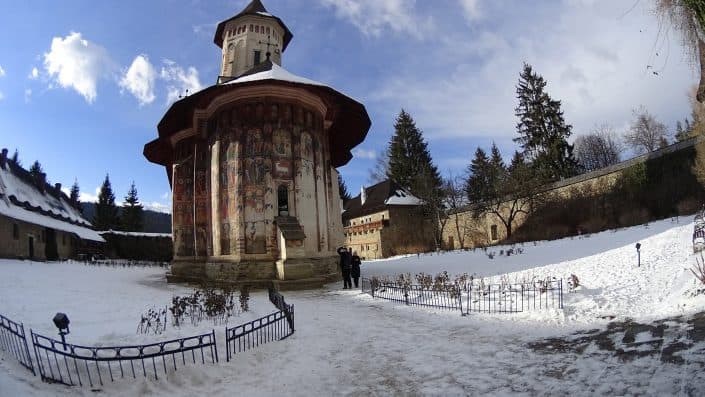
[{"xmin": 167, "ymin": 255, "xmax": 341, "ymax": 290}]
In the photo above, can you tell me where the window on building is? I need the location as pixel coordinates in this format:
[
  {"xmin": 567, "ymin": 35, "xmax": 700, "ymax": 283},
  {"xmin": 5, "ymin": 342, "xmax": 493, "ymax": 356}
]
[
  {"xmin": 13, "ymin": 223, "xmax": 19, "ymax": 240},
  {"xmin": 254, "ymin": 50, "xmax": 261, "ymax": 65},
  {"xmin": 491, "ymin": 225, "xmax": 498, "ymax": 240}
]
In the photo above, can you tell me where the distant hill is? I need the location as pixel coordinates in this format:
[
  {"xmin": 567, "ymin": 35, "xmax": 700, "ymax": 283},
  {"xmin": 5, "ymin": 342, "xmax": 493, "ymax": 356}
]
[{"xmin": 81, "ymin": 202, "xmax": 171, "ymax": 233}]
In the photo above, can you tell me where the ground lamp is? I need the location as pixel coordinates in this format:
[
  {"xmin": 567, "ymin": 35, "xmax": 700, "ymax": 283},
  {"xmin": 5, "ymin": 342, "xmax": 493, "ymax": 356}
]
[
  {"xmin": 635, "ymin": 243, "xmax": 641, "ymax": 267},
  {"xmin": 52, "ymin": 312, "xmax": 70, "ymax": 349}
]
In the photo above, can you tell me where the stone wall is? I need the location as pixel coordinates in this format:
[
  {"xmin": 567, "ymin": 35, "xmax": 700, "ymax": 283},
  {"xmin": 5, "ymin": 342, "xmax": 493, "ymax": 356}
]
[{"xmin": 0, "ymin": 214, "xmax": 76, "ymax": 260}]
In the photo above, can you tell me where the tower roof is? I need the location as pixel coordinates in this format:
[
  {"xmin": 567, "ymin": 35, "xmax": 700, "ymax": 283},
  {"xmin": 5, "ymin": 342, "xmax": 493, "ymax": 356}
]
[{"xmin": 214, "ymin": 0, "xmax": 293, "ymax": 51}]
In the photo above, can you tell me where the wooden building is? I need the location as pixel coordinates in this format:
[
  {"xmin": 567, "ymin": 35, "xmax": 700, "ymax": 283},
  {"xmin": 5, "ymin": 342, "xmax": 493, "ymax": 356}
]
[{"xmin": 0, "ymin": 148, "xmax": 104, "ymax": 260}]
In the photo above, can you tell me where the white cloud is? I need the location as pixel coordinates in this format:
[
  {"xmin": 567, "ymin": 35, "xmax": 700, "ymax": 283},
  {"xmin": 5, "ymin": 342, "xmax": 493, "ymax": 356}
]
[
  {"xmin": 160, "ymin": 59, "xmax": 203, "ymax": 104},
  {"xmin": 318, "ymin": 0, "xmax": 433, "ymax": 39},
  {"xmin": 120, "ymin": 55, "xmax": 157, "ymax": 106},
  {"xmin": 145, "ymin": 201, "xmax": 172, "ymax": 214},
  {"xmin": 28, "ymin": 67, "xmax": 39, "ymax": 79},
  {"xmin": 352, "ymin": 148, "xmax": 377, "ymax": 160},
  {"xmin": 371, "ymin": 1, "xmax": 693, "ymax": 144},
  {"xmin": 43, "ymin": 32, "xmax": 113, "ymax": 103},
  {"xmin": 24, "ymin": 89, "xmax": 32, "ymax": 103},
  {"xmin": 160, "ymin": 191, "xmax": 170, "ymax": 200},
  {"xmin": 459, "ymin": 0, "xmax": 482, "ymax": 22},
  {"xmin": 0, "ymin": 65, "xmax": 5, "ymax": 77}
]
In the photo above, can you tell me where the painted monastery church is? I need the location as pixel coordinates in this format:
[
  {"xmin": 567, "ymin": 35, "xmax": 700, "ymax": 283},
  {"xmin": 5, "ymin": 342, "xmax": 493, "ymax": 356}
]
[{"xmin": 144, "ymin": 0, "xmax": 371, "ymax": 288}]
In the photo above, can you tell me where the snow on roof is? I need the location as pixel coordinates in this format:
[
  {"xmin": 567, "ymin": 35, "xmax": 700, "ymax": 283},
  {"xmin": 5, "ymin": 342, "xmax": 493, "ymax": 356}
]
[
  {"xmin": 101, "ymin": 230, "xmax": 172, "ymax": 238},
  {"xmin": 224, "ymin": 62, "xmax": 327, "ymax": 87},
  {"xmin": 256, "ymin": 11, "xmax": 273, "ymax": 17},
  {"xmin": 0, "ymin": 198, "xmax": 104, "ymax": 242},
  {"xmin": 384, "ymin": 189, "xmax": 422, "ymax": 206},
  {"xmin": 0, "ymin": 164, "xmax": 91, "ymax": 227},
  {"xmin": 0, "ymin": 163, "xmax": 103, "ymax": 242}
]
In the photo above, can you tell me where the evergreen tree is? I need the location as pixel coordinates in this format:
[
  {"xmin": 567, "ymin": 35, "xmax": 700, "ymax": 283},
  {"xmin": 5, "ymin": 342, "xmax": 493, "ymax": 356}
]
[
  {"xmin": 29, "ymin": 160, "xmax": 43, "ymax": 176},
  {"xmin": 94, "ymin": 174, "xmax": 119, "ymax": 231},
  {"xmin": 514, "ymin": 63, "xmax": 579, "ymax": 181},
  {"xmin": 121, "ymin": 181, "xmax": 144, "ymax": 232},
  {"xmin": 386, "ymin": 109, "xmax": 443, "ymax": 196},
  {"xmin": 10, "ymin": 149, "xmax": 20, "ymax": 166},
  {"xmin": 675, "ymin": 120, "xmax": 689, "ymax": 141},
  {"xmin": 69, "ymin": 179, "xmax": 82, "ymax": 213},
  {"xmin": 338, "ymin": 173, "xmax": 352, "ymax": 203}
]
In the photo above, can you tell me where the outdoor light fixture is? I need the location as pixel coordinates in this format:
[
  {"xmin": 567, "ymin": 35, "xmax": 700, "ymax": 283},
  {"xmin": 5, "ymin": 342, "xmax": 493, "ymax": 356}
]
[
  {"xmin": 635, "ymin": 243, "xmax": 642, "ymax": 267},
  {"xmin": 52, "ymin": 312, "xmax": 70, "ymax": 349}
]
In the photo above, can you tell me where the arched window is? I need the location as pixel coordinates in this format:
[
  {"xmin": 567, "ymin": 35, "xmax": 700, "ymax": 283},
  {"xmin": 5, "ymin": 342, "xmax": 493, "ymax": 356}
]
[
  {"xmin": 227, "ymin": 43, "xmax": 235, "ymax": 73},
  {"xmin": 277, "ymin": 185, "xmax": 289, "ymax": 216}
]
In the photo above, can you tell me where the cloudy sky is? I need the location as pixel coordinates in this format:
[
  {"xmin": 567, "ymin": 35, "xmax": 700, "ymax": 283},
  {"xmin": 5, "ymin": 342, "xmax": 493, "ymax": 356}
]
[{"xmin": 0, "ymin": 0, "xmax": 697, "ymax": 212}]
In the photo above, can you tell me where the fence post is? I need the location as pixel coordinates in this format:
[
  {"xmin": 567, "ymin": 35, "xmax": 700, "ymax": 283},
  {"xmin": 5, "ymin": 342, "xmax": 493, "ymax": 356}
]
[
  {"xmin": 404, "ymin": 288, "xmax": 409, "ymax": 305},
  {"xmin": 559, "ymin": 279, "xmax": 563, "ymax": 309}
]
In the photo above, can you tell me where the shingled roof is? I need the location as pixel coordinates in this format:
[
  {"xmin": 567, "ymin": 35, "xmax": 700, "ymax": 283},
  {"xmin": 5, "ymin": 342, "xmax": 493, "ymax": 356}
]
[{"xmin": 342, "ymin": 180, "xmax": 422, "ymax": 220}]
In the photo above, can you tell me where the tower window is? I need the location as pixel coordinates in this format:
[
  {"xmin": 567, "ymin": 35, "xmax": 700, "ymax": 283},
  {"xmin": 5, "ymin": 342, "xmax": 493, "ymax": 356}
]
[
  {"xmin": 249, "ymin": 24, "xmax": 253, "ymax": 32},
  {"xmin": 255, "ymin": 25, "xmax": 259, "ymax": 33},
  {"xmin": 254, "ymin": 50, "xmax": 261, "ymax": 65}
]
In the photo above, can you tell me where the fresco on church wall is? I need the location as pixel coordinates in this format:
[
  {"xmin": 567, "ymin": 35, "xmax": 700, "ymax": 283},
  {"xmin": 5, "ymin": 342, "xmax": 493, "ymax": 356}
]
[
  {"xmin": 173, "ymin": 158, "xmax": 195, "ymax": 257},
  {"xmin": 273, "ymin": 129, "xmax": 292, "ymax": 179},
  {"xmin": 194, "ymin": 143, "xmax": 210, "ymax": 257},
  {"xmin": 219, "ymin": 135, "xmax": 232, "ymax": 255},
  {"xmin": 244, "ymin": 128, "xmax": 269, "ymax": 254}
]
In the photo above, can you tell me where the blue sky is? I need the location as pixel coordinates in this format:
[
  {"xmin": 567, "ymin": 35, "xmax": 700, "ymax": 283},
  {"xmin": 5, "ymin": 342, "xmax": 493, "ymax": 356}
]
[{"xmin": 0, "ymin": 0, "xmax": 697, "ymax": 213}]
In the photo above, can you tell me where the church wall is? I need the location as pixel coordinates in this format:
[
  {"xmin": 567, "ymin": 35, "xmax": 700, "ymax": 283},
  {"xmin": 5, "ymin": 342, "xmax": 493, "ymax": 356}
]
[
  {"xmin": 172, "ymin": 140, "xmax": 195, "ymax": 258},
  {"xmin": 327, "ymin": 168, "xmax": 345, "ymax": 251}
]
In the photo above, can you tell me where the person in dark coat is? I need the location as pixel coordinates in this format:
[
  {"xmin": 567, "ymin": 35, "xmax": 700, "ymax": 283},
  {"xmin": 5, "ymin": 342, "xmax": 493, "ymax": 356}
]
[
  {"xmin": 350, "ymin": 251, "xmax": 361, "ymax": 288},
  {"xmin": 337, "ymin": 246, "xmax": 352, "ymax": 289}
]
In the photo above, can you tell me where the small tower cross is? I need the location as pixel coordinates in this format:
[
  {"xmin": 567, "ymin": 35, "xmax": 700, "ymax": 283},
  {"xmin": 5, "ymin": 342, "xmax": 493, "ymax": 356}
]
[{"xmin": 258, "ymin": 35, "xmax": 279, "ymax": 60}]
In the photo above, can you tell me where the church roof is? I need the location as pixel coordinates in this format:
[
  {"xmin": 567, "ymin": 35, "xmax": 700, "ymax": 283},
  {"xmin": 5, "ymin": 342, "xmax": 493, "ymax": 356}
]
[
  {"xmin": 214, "ymin": 0, "xmax": 293, "ymax": 51},
  {"xmin": 342, "ymin": 180, "xmax": 422, "ymax": 220},
  {"xmin": 0, "ymin": 157, "xmax": 104, "ymax": 242},
  {"xmin": 146, "ymin": 61, "xmax": 371, "ymax": 171}
]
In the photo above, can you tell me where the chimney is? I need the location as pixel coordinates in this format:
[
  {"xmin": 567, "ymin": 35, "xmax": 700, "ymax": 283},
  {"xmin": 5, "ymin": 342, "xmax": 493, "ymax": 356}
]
[
  {"xmin": 37, "ymin": 172, "xmax": 47, "ymax": 193},
  {"xmin": 0, "ymin": 148, "xmax": 7, "ymax": 170},
  {"xmin": 54, "ymin": 183, "xmax": 62, "ymax": 193},
  {"xmin": 360, "ymin": 186, "xmax": 367, "ymax": 205}
]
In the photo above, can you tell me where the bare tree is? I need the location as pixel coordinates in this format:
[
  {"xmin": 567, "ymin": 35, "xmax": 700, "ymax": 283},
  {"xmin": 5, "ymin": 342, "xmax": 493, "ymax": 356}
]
[
  {"xmin": 624, "ymin": 106, "xmax": 669, "ymax": 154},
  {"xmin": 444, "ymin": 173, "xmax": 469, "ymax": 249},
  {"xmin": 367, "ymin": 150, "xmax": 389, "ymax": 185},
  {"xmin": 574, "ymin": 124, "xmax": 624, "ymax": 171},
  {"xmin": 655, "ymin": 0, "xmax": 705, "ymax": 102}
]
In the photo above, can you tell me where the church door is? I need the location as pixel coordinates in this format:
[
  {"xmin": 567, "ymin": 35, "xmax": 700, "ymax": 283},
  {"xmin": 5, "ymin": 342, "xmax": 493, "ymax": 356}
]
[{"xmin": 278, "ymin": 185, "xmax": 289, "ymax": 216}]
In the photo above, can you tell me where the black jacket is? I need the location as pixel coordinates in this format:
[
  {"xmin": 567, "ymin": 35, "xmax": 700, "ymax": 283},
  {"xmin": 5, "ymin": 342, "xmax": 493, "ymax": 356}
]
[
  {"xmin": 337, "ymin": 247, "xmax": 352, "ymax": 270},
  {"xmin": 351, "ymin": 255, "xmax": 361, "ymax": 278}
]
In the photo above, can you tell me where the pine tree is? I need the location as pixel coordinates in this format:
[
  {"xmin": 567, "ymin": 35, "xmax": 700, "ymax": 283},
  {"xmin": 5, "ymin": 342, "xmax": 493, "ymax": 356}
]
[
  {"xmin": 94, "ymin": 174, "xmax": 119, "ymax": 231},
  {"xmin": 10, "ymin": 149, "xmax": 20, "ymax": 166},
  {"xmin": 69, "ymin": 179, "xmax": 82, "ymax": 213},
  {"xmin": 338, "ymin": 173, "xmax": 352, "ymax": 203},
  {"xmin": 386, "ymin": 109, "xmax": 443, "ymax": 196},
  {"xmin": 29, "ymin": 160, "xmax": 43, "ymax": 176},
  {"xmin": 121, "ymin": 181, "xmax": 144, "ymax": 232},
  {"xmin": 514, "ymin": 63, "xmax": 579, "ymax": 181}
]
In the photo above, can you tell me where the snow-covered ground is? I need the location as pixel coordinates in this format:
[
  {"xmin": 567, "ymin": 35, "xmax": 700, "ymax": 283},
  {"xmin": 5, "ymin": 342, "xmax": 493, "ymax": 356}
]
[{"xmin": 1, "ymin": 217, "xmax": 705, "ymax": 395}]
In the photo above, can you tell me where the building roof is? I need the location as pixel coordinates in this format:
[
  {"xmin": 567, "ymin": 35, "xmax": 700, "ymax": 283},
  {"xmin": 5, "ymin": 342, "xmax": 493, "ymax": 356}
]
[
  {"xmin": 342, "ymin": 180, "xmax": 422, "ymax": 220},
  {"xmin": 145, "ymin": 60, "xmax": 371, "ymax": 173},
  {"xmin": 213, "ymin": 0, "xmax": 293, "ymax": 51},
  {"xmin": 0, "ymin": 158, "xmax": 104, "ymax": 242}
]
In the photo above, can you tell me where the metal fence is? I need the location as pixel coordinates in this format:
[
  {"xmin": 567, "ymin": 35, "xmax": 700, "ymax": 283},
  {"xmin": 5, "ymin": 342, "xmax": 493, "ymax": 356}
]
[
  {"xmin": 0, "ymin": 313, "xmax": 35, "ymax": 375},
  {"xmin": 225, "ymin": 289, "xmax": 295, "ymax": 362},
  {"xmin": 361, "ymin": 278, "xmax": 462, "ymax": 311},
  {"xmin": 30, "ymin": 330, "xmax": 218, "ymax": 387},
  {"xmin": 361, "ymin": 277, "xmax": 563, "ymax": 315},
  {"xmin": 462, "ymin": 279, "xmax": 563, "ymax": 314}
]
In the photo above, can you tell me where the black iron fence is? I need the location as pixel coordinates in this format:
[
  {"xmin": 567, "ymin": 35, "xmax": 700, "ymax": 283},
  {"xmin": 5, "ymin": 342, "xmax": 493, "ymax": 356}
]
[
  {"xmin": 225, "ymin": 289, "xmax": 295, "ymax": 362},
  {"xmin": 0, "ymin": 313, "xmax": 35, "ymax": 375},
  {"xmin": 361, "ymin": 278, "xmax": 462, "ymax": 311},
  {"xmin": 361, "ymin": 277, "xmax": 563, "ymax": 315},
  {"xmin": 30, "ymin": 330, "xmax": 218, "ymax": 387}
]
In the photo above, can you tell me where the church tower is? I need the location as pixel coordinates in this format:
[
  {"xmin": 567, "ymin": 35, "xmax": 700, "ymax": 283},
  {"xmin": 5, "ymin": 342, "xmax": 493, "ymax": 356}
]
[
  {"xmin": 214, "ymin": 0, "xmax": 293, "ymax": 81},
  {"xmin": 144, "ymin": 0, "xmax": 370, "ymax": 289}
]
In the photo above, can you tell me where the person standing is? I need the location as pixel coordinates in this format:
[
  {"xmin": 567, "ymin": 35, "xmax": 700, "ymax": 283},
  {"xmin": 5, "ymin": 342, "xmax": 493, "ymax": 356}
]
[
  {"xmin": 351, "ymin": 251, "xmax": 361, "ymax": 288},
  {"xmin": 337, "ymin": 246, "xmax": 352, "ymax": 289}
]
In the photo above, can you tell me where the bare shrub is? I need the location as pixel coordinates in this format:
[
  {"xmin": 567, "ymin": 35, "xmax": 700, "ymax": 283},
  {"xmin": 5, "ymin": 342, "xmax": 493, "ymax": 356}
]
[
  {"xmin": 136, "ymin": 307, "xmax": 167, "ymax": 335},
  {"xmin": 692, "ymin": 255, "xmax": 705, "ymax": 285},
  {"xmin": 239, "ymin": 285, "xmax": 250, "ymax": 312}
]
